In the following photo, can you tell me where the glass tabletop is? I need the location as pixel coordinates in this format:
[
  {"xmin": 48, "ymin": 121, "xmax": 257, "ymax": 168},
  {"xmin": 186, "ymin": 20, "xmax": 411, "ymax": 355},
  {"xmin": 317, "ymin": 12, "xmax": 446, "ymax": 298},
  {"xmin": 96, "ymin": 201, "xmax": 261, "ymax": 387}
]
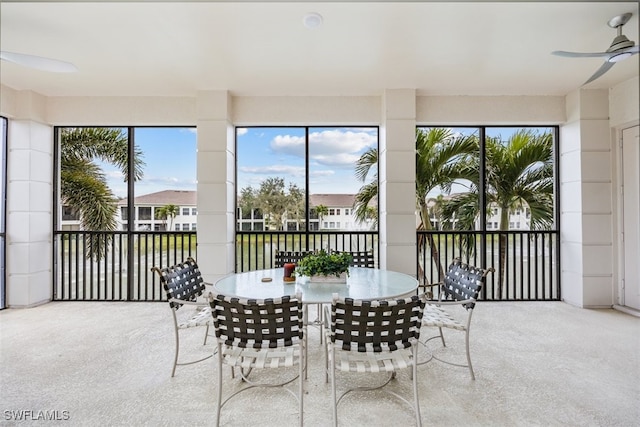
[{"xmin": 213, "ymin": 267, "xmax": 418, "ymax": 304}]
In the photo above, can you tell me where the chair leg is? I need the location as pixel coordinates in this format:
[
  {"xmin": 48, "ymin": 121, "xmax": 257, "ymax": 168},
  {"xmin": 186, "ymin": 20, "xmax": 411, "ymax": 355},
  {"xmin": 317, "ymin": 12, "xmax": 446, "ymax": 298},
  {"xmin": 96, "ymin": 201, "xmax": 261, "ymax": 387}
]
[
  {"xmin": 324, "ymin": 336, "xmax": 329, "ymax": 384},
  {"xmin": 299, "ymin": 347, "xmax": 304, "ymax": 427},
  {"xmin": 216, "ymin": 345, "xmax": 223, "ymax": 427},
  {"xmin": 412, "ymin": 347, "xmax": 422, "ymax": 427},
  {"xmin": 438, "ymin": 326, "xmax": 446, "ymax": 347},
  {"xmin": 303, "ymin": 305, "xmax": 309, "ymax": 380},
  {"xmin": 465, "ymin": 327, "xmax": 475, "ymax": 380},
  {"xmin": 317, "ymin": 303, "xmax": 323, "ymax": 344},
  {"xmin": 330, "ymin": 346, "xmax": 338, "ymax": 427},
  {"xmin": 203, "ymin": 324, "xmax": 210, "ymax": 345},
  {"xmin": 171, "ymin": 320, "xmax": 180, "ymax": 378}
]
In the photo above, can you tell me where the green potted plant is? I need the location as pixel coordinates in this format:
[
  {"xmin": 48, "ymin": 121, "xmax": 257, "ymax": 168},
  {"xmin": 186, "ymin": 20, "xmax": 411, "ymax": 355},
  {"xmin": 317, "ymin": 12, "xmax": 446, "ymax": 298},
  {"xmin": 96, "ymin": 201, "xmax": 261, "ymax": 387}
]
[{"xmin": 296, "ymin": 250, "xmax": 353, "ymax": 283}]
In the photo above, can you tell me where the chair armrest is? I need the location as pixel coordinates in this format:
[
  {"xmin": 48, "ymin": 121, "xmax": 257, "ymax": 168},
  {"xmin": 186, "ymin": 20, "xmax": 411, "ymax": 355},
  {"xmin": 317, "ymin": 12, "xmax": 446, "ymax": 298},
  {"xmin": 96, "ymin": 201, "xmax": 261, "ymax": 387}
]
[
  {"xmin": 168, "ymin": 297, "xmax": 210, "ymax": 308},
  {"xmin": 418, "ymin": 282, "xmax": 442, "ymax": 300},
  {"xmin": 428, "ymin": 298, "xmax": 475, "ymax": 307}
]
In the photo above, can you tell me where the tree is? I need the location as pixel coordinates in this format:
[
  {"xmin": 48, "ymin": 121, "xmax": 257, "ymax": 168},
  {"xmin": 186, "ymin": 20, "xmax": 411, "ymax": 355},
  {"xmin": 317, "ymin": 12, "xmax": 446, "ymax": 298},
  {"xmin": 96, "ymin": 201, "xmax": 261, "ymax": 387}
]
[
  {"xmin": 440, "ymin": 129, "xmax": 554, "ymax": 293},
  {"xmin": 287, "ymin": 183, "xmax": 306, "ymax": 230},
  {"xmin": 425, "ymin": 194, "xmax": 447, "ymax": 230},
  {"xmin": 239, "ymin": 177, "xmax": 306, "ymax": 231},
  {"xmin": 352, "ymin": 130, "xmax": 476, "ymax": 282},
  {"xmin": 415, "ymin": 128, "xmax": 478, "ymax": 281},
  {"xmin": 314, "ymin": 204, "xmax": 328, "ymax": 230},
  {"xmin": 155, "ymin": 204, "xmax": 178, "ymax": 231},
  {"xmin": 60, "ymin": 128, "xmax": 144, "ymax": 259},
  {"xmin": 353, "ymin": 147, "xmax": 378, "ymax": 230}
]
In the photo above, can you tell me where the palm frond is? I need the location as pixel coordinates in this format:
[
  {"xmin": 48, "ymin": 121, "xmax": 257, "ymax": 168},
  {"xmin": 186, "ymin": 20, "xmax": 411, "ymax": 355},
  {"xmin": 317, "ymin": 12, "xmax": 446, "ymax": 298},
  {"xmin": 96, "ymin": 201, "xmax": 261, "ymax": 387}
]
[
  {"xmin": 353, "ymin": 181, "xmax": 378, "ymax": 228},
  {"xmin": 354, "ymin": 148, "xmax": 378, "ymax": 182}
]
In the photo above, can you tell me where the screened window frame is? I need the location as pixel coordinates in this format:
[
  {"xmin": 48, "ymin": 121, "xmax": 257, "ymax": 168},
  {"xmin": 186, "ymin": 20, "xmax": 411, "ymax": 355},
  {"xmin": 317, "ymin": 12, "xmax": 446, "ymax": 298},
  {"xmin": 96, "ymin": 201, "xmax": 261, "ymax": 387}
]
[
  {"xmin": 415, "ymin": 125, "xmax": 560, "ymax": 233},
  {"xmin": 234, "ymin": 125, "xmax": 380, "ymax": 233}
]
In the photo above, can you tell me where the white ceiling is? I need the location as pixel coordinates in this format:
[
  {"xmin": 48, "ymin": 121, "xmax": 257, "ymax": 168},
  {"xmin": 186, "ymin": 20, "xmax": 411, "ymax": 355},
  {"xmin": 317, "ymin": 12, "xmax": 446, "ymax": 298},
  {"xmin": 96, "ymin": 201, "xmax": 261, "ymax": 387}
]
[{"xmin": 1, "ymin": 1, "xmax": 639, "ymax": 98}]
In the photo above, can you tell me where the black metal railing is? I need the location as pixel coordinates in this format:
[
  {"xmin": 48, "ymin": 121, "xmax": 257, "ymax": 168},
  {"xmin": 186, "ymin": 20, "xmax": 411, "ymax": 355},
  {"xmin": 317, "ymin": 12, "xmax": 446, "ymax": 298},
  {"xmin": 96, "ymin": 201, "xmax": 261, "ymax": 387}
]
[
  {"xmin": 54, "ymin": 231, "xmax": 196, "ymax": 301},
  {"xmin": 235, "ymin": 231, "xmax": 379, "ymax": 272},
  {"xmin": 417, "ymin": 230, "xmax": 560, "ymax": 301},
  {"xmin": 54, "ymin": 229, "xmax": 559, "ymax": 302}
]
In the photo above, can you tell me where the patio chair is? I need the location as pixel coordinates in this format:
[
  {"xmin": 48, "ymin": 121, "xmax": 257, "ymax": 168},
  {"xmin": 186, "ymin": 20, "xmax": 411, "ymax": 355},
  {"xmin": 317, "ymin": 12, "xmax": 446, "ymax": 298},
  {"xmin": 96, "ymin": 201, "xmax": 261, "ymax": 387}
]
[
  {"xmin": 317, "ymin": 249, "xmax": 376, "ymax": 343},
  {"xmin": 151, "ymin": 257, "xmax": 214, "ymax": 377},
  {"xmin": 418, "ymin": 258, "xmax": 494, "ymax": 380},
  {"xmin": 346, "ymin": 250, "xmax": 375, "ymax": 268},
  {"xmin": 209, "ymin": 292, "xmax": 306, "ymax": 427},
  {"xmin": 275, "ymin": 249, "xmax": 311, "ymax": 267},
  {"xmin": 324, "ymin": 293, "xmax": 427, "ymax": 427},
  {"xmin": 275, "ymin": 250, "xmax": 323, "ymax": 343}
]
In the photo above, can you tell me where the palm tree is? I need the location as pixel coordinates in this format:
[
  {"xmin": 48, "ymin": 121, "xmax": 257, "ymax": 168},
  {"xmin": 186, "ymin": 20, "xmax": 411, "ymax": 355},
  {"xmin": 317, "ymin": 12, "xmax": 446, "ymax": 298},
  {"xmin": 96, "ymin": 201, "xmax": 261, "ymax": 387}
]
[
  {"xmin": 156, "ymin": 204, "xmax": 178, "ymax": 231},
  {"xmin": 352, "ymin": 129, "xmax": 477, "ymax": 281},
  {"xmin": 415, "ymin": 128, "xmax": 478, "ymax": 281},
  {"xmin": 314, "ymin": 204, "xmax": 328, "ymax": 230},
  {"xmin": 353, "ymin": 147, "xmax": 378, "ymax": 229},
  {"xmin": 60, "ymin": 128, "xmax": 144, "ymax": 259},
  {"xmin": 441, "ymin": 129, "xmax": 554, "ymax": 293}
]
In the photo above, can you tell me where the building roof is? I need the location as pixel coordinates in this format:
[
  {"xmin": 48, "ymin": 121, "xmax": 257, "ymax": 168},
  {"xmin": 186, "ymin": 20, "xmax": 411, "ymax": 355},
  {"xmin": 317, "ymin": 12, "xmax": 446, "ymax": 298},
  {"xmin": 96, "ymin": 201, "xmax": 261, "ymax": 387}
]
[
  {"xmin": 118, "ymin": 190, "xmax": 196, "ymax": 206},
  {"xmin": 310, "ymin": 194, "xmax": 377, "ymax": 208},
  {"xmin": 310, "ymin": 194, "xmax": 356, "ymax": 208},
  {"xmin": 122, "ymin": 191, "xmax": 375, "ymax": 209}
]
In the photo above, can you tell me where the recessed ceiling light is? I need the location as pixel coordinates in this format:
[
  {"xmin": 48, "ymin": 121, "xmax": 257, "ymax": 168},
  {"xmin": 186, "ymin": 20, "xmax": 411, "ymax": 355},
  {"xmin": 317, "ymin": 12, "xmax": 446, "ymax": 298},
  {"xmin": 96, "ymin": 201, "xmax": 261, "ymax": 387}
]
[{"xmin": 303, "ymin": 12, "xmax": 323, "ymax": 29}]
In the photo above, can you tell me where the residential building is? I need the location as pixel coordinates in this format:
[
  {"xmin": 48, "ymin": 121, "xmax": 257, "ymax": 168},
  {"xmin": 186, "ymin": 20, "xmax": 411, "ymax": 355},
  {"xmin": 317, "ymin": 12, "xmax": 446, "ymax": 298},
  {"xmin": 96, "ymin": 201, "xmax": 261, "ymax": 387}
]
[
  {"xmin": 238, "ymin": 193, "xmax": 376, "ymax": 231},
  {"xmin": 117, "ymin": 190, "xmax": 197, "ymax": 232}
]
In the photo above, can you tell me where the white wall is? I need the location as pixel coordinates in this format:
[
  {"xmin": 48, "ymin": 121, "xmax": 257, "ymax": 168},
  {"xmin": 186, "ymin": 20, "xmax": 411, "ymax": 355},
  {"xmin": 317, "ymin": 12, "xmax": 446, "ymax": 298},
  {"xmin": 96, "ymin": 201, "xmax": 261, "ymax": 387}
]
[
  {"xmin": 609, "ymin": 76, "xmax": 640, "ymax": 309},
  {"xmin": 561, "ymin": 89, "xmax": 613, "ymax": 308},
  {"xmin": 1, "ymin": 88, "xmax": 53, "ymax": 307},
  {"xmin": 1, "ymin": 80, "xmax": 637, "ymax": 307},
  {"xmin": 559, "ymin": 76, "xmax": 640, "ymax": 308}
]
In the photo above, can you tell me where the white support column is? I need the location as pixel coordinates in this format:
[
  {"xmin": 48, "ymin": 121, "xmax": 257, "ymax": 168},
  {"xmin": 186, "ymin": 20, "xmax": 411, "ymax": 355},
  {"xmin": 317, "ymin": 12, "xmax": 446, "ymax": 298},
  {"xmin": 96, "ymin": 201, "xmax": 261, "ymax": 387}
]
[
  {"xmin": 561, "ymin": 88, "xmax": 613, "ymax": 308},
  {"xmin": 380, "ymin": 90, "xmax": 417, "ymax": 274},
  {"xmin": 5, "ymin": 91, "xmax": 53, "ymax": 307},
  {"xmin": 196, "ymin": 91, "xmax": 235, "ymax": 283}
]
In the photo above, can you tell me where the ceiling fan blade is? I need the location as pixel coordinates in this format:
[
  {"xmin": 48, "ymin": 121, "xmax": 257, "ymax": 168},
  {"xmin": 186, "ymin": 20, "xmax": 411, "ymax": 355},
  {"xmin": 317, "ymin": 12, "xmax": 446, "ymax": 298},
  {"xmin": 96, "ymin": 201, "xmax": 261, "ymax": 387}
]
[
  {"xmin": 0, "ymin": 51, "xmax": 78, "ymax": 73},
  {"xmin": 583, "ymin": 61, "xmax": 615, "ymax": 85},
  {"xmin": 551, "ymin": 50, "xmax": 610, "ymax": 58}
]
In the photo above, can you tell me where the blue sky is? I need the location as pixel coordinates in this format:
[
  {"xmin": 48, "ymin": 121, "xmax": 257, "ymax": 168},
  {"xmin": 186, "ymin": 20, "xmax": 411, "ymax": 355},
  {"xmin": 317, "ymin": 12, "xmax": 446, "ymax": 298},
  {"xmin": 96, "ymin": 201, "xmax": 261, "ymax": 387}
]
[
  {"xmin": 100, "ymin": 127, "xmax": 197, "ymax": 198},
  {"xmin": 100, "ymin": 126, "xmax": 378, "ymax": 198},
  {"xmin": 99, "ymin": 125, "xmax": 550, "ymax": 199},
  {"xmin": 236, "ymin": 127, "xmax": 378, "ymax": 195}
]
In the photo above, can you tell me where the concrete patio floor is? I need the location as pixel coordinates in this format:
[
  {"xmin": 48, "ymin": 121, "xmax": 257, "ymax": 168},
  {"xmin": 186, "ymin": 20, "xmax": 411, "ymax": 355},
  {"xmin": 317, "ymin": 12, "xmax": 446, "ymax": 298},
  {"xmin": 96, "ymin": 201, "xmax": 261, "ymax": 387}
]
[{"xmin": 1, "ymin": 300, "xmax": 639, "ymax": 426}]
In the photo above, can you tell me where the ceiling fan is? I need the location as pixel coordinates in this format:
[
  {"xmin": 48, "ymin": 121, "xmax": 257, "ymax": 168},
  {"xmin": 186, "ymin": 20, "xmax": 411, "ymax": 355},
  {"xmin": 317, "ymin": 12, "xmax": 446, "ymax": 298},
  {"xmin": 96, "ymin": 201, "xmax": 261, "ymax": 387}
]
[
  {"xmin": 552, "ymin": 12, "xmax": 639, "ymax": 85},
  {"xmin": 0, "ymin": 50, "xmax": 78, "ymax": 73}
]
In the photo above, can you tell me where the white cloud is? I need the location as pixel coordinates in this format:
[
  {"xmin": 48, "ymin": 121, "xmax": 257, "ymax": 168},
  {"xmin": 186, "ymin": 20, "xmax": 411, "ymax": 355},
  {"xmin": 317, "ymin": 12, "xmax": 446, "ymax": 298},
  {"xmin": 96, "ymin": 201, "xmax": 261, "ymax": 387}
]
[
  {"xmin": 240, "ymin": 164, "xmax": 305, "ymax": 177},
  {"xmin": 236, "ymin": 128, "xmax": 248, "ymax": 136},
  {"xmin": 270, "ymin": 134, "xmax": 306, "ymax": 157},
  {"xmin": 270, "ymin": 129, "xmax": 376, "ymax": 167},
  {"xmin": 105, "ymin": 170, "xmax": 124, "ymax": 179},
  {"xmin": 311, "ymin": 153, "xmax": 362, "ymax": 167},
  {"xmin": 310, "ymin": 169, "xmax": 335, "ymax": 177}
]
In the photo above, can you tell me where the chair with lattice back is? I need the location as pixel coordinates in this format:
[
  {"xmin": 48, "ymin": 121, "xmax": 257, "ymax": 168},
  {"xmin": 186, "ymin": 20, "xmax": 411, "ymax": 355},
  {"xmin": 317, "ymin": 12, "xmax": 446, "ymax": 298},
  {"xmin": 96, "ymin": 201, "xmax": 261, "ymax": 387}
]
[
  {"xmin": 274, "ymin": 250, "xmax": 311, "ymax": 268},
  {"xmin": 209, "ymin": 292, "xmax": 306, "ymax": 427},
  {"xmin": 347, "ymin": 250, "xmax": 375, "ymax": 268},
  {"xmin": 419, "ymin": 257, "xmax": 494, "ymax": 380},
  {"xmin": 275, "ymin": 250, "xmax": 322, "ymax": 347},
  {"xmin": 151, "ymin": 257, "xmax": 213, "ymax": 377},
  {"xmin": 324, "ymin": 293, "xmax": 427, "ymax": 427}
]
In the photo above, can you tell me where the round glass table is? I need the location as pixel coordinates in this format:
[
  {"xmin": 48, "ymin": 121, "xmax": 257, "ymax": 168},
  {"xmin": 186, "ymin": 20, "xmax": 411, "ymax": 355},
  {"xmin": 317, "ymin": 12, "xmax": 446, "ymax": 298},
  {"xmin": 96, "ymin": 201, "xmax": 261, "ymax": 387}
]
[{"xmin": 213, "ymin": 267, "xmax": 418, "ymax": 304}]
